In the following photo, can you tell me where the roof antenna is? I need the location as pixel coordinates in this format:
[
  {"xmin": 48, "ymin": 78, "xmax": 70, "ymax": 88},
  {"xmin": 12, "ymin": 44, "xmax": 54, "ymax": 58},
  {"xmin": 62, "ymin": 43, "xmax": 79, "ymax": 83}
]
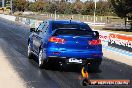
[{"xmin": 70, "ymin": 18, "xmax": 72, "ymax": 23}]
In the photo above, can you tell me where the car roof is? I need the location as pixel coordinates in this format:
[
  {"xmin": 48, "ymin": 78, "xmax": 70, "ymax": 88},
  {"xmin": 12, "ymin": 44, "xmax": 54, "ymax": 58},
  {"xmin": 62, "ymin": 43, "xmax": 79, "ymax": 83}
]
[{"xmin": 47, "ymin": 19, "xmax": 86, "ymax": 25}]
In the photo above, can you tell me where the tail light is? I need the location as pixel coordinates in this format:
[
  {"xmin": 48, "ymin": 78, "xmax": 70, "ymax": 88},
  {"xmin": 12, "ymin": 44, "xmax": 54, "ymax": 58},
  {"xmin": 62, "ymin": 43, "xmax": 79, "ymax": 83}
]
[
  {"xmin": 49, "ymin": 37, "xmax": 66, "ymax": 44},
  {"xmin": 89, "ymin": 39, "xmax": 101, "ymax": 45}
]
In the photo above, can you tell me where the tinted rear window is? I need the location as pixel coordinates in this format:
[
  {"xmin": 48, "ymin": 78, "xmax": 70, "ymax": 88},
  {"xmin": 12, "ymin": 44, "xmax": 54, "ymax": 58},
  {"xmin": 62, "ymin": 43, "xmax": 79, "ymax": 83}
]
[
  {"xmin": 53, "ymin": 29, "xmax": 94, "ymax": 36},
  {"xmin": 52, "ymin": 23, "xmax": 92, "ymax": 31},
  {"xmin": 52, "ymin": 23, "xmax": 78, "ymax": 29}
]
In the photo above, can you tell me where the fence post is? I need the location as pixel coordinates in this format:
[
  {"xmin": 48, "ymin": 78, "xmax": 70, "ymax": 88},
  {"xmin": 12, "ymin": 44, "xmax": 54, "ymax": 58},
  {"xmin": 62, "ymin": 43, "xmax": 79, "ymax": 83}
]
[
  {"xmin": 101, "ymin": 16, "xmax": 102, "ymax": 22},
  {"xmin": 91, "ymin": 17, "xmax": 92, "ymax": 21},
  {"xmin": 87, "ymin": 16, "xmax": 88, "ymax": 21},
  {"xmin": 58, "ymin": 15, "xmax": 59, "ymax": 19},
  {"xmin": 96, "ymin": 17, "xmax": 97, "ymax": 21},
  {"xmin": 72, "ymin": 15, "xmax": 74, "ymax": 19},
  {"xmin": 79, "ymin": 16, "xmax": 80, "ymax": 20},
  {"xmin": 83, "ymin": 16, "xmax": 84, "ymax": 20}
]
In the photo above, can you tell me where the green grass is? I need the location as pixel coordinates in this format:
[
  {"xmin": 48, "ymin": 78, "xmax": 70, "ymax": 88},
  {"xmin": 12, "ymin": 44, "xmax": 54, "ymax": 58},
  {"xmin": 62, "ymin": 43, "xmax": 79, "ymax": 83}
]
[{"xmin": 16, "ymin": 12, "xmax": 124, "ymax": 23}]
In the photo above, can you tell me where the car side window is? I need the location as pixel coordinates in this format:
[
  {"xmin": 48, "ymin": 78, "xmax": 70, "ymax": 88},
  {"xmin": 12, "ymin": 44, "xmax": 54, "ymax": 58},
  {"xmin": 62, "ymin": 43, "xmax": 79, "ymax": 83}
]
[
  {"xmin": 37, "ymin": 22, "xmax": 45, "ymax": 31},
  {"xmin": 42, "ymin": 21, "xmax": 49, "ymax": 34}
]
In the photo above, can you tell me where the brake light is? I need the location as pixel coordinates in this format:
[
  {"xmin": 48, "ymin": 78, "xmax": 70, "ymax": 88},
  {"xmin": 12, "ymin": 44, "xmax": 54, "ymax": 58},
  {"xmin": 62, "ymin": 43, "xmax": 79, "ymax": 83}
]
[
  {"xmin": 49, "ymin": 37, "xmax": 65, "ymax": 44},
  {"xmin": 89, "ymin": 39, "xmax": 101, "ymax": 45}
]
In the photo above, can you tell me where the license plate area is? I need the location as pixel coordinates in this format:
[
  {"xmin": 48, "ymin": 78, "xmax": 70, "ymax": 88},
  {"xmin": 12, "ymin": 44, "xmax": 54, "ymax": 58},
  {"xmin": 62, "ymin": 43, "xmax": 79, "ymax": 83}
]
[{"xmin": 68, "ymin": 58, "xmax": 82, "ymax": 63}]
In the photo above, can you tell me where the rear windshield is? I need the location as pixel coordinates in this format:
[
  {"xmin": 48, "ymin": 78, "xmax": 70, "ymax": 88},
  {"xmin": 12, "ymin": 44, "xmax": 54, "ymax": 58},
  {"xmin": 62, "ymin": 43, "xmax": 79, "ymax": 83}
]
[
  {"xmin": 52, "ymin": 23, "xmax": 92, "ymax": 31},
  {"xmin": 53, "ymin": 24, "xmax": 78, "ymax": 29},
  {"xmin": 53, "ymin": 29, "xmax": 94, "ymax": 36}
]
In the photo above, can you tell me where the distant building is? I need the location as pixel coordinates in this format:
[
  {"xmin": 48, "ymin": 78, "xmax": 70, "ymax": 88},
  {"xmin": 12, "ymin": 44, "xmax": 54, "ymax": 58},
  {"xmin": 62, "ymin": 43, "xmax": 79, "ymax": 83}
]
[{"xmin": 27, "ymin": 0, "xmax": 36, "ymax": 2}]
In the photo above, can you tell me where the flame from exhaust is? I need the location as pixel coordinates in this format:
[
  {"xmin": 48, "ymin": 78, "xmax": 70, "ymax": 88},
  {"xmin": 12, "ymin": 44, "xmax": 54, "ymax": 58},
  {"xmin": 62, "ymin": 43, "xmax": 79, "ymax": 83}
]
[{"xmin": 81, "ymin": 67, "xmax": 89, "ymax": 78}]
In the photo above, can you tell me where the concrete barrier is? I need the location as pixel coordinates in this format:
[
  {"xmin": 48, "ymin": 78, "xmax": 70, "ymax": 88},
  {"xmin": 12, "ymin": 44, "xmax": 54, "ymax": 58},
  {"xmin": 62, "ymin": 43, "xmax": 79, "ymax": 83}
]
[
  {"xmin": 0, "ymin": 14, "xmax": 16, "ymax": 21},
  {"xmin": 84, "ymin": 22, "xmax": 105, "ymax": 26}
]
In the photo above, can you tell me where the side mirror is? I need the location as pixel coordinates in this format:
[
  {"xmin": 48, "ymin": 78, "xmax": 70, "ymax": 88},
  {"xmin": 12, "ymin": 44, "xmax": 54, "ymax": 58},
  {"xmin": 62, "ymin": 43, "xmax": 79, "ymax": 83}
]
[{"xmin": 30, "ymin": 28, "xmax": 36, "ymax": 32}]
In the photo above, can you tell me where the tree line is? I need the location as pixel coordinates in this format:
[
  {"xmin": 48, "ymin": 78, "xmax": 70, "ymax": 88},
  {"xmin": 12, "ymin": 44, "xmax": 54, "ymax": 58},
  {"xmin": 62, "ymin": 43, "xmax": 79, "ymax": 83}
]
[
  {"xmin": 12, "ymin": 0, "xmax": 132, "ymax": 25},
  {"xmin": 12, "ymin": 0, "xmax": 114, "ymax": 16}
]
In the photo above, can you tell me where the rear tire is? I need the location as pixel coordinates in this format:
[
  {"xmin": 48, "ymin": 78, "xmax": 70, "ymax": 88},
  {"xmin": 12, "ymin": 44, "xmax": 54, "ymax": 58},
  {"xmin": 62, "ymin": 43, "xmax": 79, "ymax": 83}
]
[
  {"xmin": 28, "ymin": 43, "xmax": 33, "ymax": 59},
  {"xmin": 38, "ymin": 49, "xmax": 47, "ymax": 68}
]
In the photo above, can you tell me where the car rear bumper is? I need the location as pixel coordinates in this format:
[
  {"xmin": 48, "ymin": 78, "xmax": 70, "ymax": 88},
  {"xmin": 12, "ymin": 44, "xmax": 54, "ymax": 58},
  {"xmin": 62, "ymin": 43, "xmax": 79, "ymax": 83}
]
[
  {"xmin": 47, "ymin": 56, "xmax": 102, "ymax": 65},
  {"xmin": 46, "ymin": 49, "xmax": 102, "ymax": 65},
  {"xmin": 47, "ymin": 49, "xmax": 103, "ymax": 59}
]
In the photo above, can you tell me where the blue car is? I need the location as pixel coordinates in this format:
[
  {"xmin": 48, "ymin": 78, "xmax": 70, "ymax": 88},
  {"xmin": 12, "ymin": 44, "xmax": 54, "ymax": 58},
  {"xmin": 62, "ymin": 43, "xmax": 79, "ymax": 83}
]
[{"xmin": 28, "ymin": 20, "xmax": 103, "ymax": 70}]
